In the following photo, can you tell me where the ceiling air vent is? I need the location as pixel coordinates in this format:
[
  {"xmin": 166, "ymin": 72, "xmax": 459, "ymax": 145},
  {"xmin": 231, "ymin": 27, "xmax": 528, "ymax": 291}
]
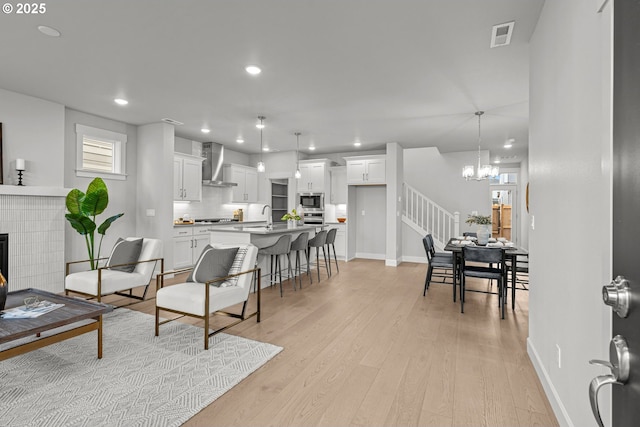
[
  {"xmin": 490, "ymin": 21, "xmax": 515, "ymax": 48},
  {"xmin": 161, "ymin": 118, "xmax": 184, "ymax": 126}
]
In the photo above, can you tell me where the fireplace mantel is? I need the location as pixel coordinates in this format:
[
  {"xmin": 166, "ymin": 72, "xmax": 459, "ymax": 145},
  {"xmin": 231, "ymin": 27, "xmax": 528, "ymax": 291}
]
[{"xmin": 0, "ymin": 185, "xmax": 69, "ymax": 197}]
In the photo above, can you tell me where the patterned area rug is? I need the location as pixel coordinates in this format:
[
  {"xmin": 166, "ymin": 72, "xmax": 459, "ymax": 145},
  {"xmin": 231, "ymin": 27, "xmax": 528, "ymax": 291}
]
[{"xmin": 0, "ymin": 309, "xmax": 282, "ymax": 426}]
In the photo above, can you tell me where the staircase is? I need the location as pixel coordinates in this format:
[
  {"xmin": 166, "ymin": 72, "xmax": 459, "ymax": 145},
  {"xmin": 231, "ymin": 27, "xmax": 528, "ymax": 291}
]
[{"xmin": 402, "ymin": 183, "xmax": 459, "ymax": 252}]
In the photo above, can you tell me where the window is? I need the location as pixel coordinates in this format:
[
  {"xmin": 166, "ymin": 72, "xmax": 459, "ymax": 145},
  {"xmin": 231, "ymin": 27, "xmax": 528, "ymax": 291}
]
[{"xmin": 75, "ymin": 124, "xmax": 127, "ymax": 180}]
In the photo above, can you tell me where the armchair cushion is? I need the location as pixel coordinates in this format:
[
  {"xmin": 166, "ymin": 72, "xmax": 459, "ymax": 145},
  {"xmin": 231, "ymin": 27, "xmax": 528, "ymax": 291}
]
[
  {"xmin": 187, "ymin": 245, "xmax": 238, "ymax": 285},
  {"xmin": 107, "ymin": 238, "xmax": 143, "ymax": 273}
]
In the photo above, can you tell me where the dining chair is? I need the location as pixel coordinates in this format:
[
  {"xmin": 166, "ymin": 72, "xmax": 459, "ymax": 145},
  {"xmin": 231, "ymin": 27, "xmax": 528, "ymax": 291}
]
[
  {"xmin": 506, "ymin": 253, "xmax": 529, "ymax": 309},
  {"xmin": 423, "ymin": 236, "xmax": 454, "ymax": 296},
  {"xmin": 461, "ymin": 246, "xmax": 506, "ymax": 319}
]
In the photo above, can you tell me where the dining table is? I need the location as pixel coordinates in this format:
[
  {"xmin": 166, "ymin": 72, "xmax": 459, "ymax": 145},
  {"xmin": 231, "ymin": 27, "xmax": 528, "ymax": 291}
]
[{"xmin": 444, "ymin": 237, "xmax": 528, "ymax": 314}]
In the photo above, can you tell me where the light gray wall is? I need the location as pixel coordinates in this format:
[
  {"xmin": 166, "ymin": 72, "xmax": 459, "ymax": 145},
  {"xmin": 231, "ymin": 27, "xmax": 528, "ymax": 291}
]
[
  {"xmin": 0, "ymin": 87, "xmax": 65, "ymax": 186},
  {"xmin": 136, "ymin": 122, "xmax": 175, "ymax": 269},
  {"xmin": 520, "ymin": 155, "xmax": 530, "ymax": 250},
  {"xmin": 529, "ymin": 1, "xmax": 612, "ymax": 426},
  {"xmin": 386, "ymin": 143, "xmax": 403, "ymax": 266},
  {"xmin": 64, "ymin": 108, "xmax": 138, "ymax": 263},
  {"xmin": 402, "ymin": 147, "xmax": 491, "ymax": 258},
  {"xmin": 354, "ymin": 185, "xmax": 386, "ymax": 258}
]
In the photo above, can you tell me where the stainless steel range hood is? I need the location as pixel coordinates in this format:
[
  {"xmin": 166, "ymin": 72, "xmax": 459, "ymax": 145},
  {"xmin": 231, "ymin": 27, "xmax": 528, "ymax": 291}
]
[{"xmin": 201, "ymin": 142, "xmax": 237, "ymax": 187}]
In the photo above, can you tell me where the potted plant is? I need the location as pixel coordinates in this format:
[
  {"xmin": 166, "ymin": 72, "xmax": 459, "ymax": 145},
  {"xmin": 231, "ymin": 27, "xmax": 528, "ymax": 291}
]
[
  {"xmin": 281, "ymin": 208, "xmax": 302, "ymax": 228},
  {"xmin": 465, "ymin": 214, "xmax": 492, "ymax": 245},
  {"xmin": 65, "ymin": 177, "xmax": 124, "ymax": 270}
]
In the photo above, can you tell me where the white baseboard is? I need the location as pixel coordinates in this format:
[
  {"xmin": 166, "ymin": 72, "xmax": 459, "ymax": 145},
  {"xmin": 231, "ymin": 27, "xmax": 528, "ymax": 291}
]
[
  {"xmin": 527, "ymin": 338, "xmax": 574, "ymax": 427},
  {"xmin": 355, "ymin": 252, "xmax": 385, "ymax": 260},
  {"xmin": 385, "ymin": 259, "xmax": 399, "ymax": 267},
  {"xmin": 402, "ymin": 255, "xmax": 428, "ymax": 264}
]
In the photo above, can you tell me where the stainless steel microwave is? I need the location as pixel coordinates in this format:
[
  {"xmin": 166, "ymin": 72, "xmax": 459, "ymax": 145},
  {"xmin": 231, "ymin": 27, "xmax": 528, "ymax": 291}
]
[{"xmin": 299, "ymin": 193, "xmax": 324, "ymax": 211}]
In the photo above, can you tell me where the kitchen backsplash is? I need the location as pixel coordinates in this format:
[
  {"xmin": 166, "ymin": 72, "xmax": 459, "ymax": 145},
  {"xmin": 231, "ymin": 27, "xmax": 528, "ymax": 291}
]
[{"xmin": 173, "ymin": 186, "xmax": 268, "ymax": 222}]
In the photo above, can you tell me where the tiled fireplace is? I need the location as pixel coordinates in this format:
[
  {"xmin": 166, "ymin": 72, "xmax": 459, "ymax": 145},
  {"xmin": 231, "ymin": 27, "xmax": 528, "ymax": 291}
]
[{"xmin": 0, "ymin": 188, "xmax": 66, "ymax": 293}]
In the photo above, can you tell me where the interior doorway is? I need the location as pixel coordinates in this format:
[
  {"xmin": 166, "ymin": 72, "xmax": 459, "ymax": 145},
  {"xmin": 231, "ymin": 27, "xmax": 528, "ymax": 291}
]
[{"xmin": 491, "ymin": 186, "xmax": 517, "ymax": 244}]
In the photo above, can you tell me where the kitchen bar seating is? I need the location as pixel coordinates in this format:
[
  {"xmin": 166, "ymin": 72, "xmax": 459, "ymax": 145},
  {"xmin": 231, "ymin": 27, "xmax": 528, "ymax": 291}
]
[
  {"xmin": 258, "ymin": 234, "xmax": 293, "ymax": 297},
  {"xmin": 289, "ymin": 232, "xmax": 311, "ymax": 288},
  {"xmin": 308, "ymin": 230, "xmax": 329, "ymax": 282},
  {"xmin": 325, "ymin": 228, "xmax": 339, "ymax": 276}
]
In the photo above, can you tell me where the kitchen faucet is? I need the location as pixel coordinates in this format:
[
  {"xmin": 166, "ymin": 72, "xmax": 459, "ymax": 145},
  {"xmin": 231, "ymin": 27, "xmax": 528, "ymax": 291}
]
[{"xmin": 262, "ymin": 204, "xmax": 272, "ymax": 229}]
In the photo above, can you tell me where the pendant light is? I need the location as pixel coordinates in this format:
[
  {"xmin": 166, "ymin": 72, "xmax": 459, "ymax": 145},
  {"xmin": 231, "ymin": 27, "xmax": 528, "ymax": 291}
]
[
  {"xmin": 257, "ymin": 116, "xmax": 266, "ymax": 172},
  {"xmin": 462, "ymin": 111, "xmax": 499, "ymax": 181},
  {"xmin": 294, "ymin": 132, "xmax": 301, "ymax": 179}
]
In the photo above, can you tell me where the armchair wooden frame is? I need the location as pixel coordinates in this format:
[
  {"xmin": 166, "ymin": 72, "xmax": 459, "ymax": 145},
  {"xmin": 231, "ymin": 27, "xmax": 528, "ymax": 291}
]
[
  {"xmin": 65, "ymin": 257, "xmax": 165, "ymax": 304},
  {"xmin": 154, "ymin": 267, "xmax": 261, "ymax": 350}
]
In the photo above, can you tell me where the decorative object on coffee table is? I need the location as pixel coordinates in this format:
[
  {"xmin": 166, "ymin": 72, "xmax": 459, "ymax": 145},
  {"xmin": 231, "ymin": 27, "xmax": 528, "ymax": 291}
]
[
  {"xmin": 0, "ymin": 270, "xmax": 6, "ymax": 310},
  {"xmin": 15, "ymin": 158, "xmax": 24, "ymax": 186},
  {"xmin": 65, "ymin": 177, "xmax": 124, "ymax": 270}
]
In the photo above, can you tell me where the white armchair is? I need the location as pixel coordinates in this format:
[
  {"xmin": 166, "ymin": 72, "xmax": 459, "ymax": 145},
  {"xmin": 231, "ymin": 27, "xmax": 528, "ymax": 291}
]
[
  {"xmin": 155, "ymin": 243, "xmax": 259, "ymax": 350},
  {"xmin": 65, "ymin": 237, "xmax": 164, "ymax": 303}
]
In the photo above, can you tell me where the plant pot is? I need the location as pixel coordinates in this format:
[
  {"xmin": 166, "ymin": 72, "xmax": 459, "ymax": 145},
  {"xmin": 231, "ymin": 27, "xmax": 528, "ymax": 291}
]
[
  {"xmin": 477, "ymin": 224, "xmax": 491, "ymax": 245},
  {"xmin": 287, "ymin": 220, "xmax": 297, "ymax": 229}
]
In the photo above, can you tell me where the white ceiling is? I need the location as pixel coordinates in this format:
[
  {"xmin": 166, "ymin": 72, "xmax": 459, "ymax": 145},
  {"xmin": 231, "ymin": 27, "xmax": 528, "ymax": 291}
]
[{"xmin": 0, "ymin": 0, "xmax": 544, "ymax": 164}]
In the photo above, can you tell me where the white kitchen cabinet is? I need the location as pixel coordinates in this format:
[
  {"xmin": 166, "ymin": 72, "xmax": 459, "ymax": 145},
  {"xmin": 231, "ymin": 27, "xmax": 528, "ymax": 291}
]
[
  {"xmin": 327, "ymin": 223, "xmax": 347, "ymax": 259},
  {"xmin": 174, "ymin": 153, "xmax": 204, "ymax": 201},
  {"xmin": 297, "ymin": 160, "xmax": 330, "ymax": 193},
  {"xmin": 223, "ymin": 164, "xmax": 259, "ymax": 202},
  {"xmin": 330, "ymin": 166, "xmax": 347, "ymax": 204},
  {"xmin": 172, "ymin": 225, "xmax": 211, "ymax": 269},
  {"xmin": 345, "ymin": 155, "xmax": 386, "ymax": 185}
]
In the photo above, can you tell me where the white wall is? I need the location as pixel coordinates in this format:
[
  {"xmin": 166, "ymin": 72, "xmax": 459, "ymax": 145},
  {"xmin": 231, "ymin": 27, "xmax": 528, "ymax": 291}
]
[
  {"xmin": 528, "ymin": 1, "xmax": 612, "ymax": 426},
  {"xmin": 64, "ymin": 108, "xmax": 138, "ymax": 263},
  {"xmin": 0, "ymin": 87, "xmax": 64, "ymax": 187}
]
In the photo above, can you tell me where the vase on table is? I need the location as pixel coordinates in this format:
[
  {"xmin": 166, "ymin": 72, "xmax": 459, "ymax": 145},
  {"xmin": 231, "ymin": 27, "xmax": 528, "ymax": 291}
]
[
  {"xmin": 477, "ymin": 224, "xmax": 491, "ymax": 245},
  {"xmin": 287, "ymin": 220, "xmax": 297, "ymax": 229}
]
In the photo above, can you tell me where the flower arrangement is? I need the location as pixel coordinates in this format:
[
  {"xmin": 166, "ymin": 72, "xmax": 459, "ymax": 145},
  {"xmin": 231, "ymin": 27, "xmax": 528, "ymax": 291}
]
[
  {"xmin": 281, "ymin": 208, "xmax": 302, "ymax": 221},
  {"xmin": 465, "ymin": 214, "xmax": 492, "ymax": 225}
]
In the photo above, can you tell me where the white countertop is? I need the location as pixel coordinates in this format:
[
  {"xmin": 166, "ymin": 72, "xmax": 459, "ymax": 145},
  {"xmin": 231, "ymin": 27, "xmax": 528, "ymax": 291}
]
[{"xmin": 209, "ymin": 223, "xmax": 319, "ymax": 235}]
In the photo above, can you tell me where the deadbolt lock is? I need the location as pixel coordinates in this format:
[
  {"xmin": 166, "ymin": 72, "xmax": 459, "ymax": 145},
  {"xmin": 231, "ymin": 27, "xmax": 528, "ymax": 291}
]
[{"xmin": 602, "ymin": 276, "xmax": 631, "ymax": 318}]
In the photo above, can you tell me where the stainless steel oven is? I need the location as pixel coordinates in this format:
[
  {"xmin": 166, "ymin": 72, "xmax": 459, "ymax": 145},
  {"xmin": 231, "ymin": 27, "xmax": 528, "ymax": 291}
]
[
  {"xmin": 303, "ymin": 211, "xmax": 324, "ymax": 225},
  {"xmin": 299, "ymin": 192, "xmax": 324, "ymax": 211}
]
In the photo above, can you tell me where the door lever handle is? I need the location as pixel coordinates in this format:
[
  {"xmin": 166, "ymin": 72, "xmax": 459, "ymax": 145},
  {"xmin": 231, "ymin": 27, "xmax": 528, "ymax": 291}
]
[
  {"xmin": 589, "ymin": 359, "xmax": 614, "ymax": 370},
  {"xmin": 588, "ymin": 335, "xmax": 630, "ymax": 427},
  {"xmin": 589, "ymin": 374, "xmax": 619, "ymax": 427}
]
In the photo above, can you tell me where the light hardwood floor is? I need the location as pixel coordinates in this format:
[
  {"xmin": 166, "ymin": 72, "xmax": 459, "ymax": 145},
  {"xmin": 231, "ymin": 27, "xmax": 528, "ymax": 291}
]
[{"xmin": 116, "ymin": 259, "xmax": 558, "ymax": 427}]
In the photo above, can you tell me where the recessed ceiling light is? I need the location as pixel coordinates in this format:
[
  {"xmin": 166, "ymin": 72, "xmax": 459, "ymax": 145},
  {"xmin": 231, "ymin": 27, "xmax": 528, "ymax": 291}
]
[
  {"xmin": 236, "ymin": 138, "xmax": 244, "ymax": 143},
  {"xmin": 256, "ymin": 122, "xmax": 265, "ymax": 129},
  {"xmin": 308, "ymin": 146, "xmax": 316, "ymax": 151},
  {"xmin": 354, "ymin": 142, "xmax": 362, "ymax": 147},
  {"xmin": 494, "ymin": 159, "xmax": 501, "ymax": 164},
  {"xmin": 114, "ymin": 98, "xmax": 128, "ymax": 106},
  {"xmin": 263, "ymin": 147, "xmax": 269, "ymax": 152},
  {"xmin": 201, "ymin": 128, "xmax": 210, "ymax": 134},
  {"xmin": 504, "ymin": 139, "xmax": 514, "ymax": 148},
  {"xmin": 245, "ymin": 65, "xmax": 261, "ymax": 75},
  {"xmin": 38, "ymin": 25, "xmax": 61, "ymax": 37}
]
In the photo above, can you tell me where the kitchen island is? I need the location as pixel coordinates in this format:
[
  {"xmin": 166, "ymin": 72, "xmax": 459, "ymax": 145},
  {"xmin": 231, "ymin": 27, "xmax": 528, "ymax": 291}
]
[{"xmin": 209, "ymin": 223, "xmax": 321, "ymax": 289}]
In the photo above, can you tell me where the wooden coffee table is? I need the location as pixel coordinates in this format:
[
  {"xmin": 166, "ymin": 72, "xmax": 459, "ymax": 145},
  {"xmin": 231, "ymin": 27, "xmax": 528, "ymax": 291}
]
[{"xmin": 0, "ymin": 288, "xmax": 113, "ymax": 361}]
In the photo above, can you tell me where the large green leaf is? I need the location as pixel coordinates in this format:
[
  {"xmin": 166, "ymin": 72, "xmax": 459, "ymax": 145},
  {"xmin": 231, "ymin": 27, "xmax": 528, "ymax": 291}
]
[
  {"xmin": 87, "ymin": 177, "xmax": 107, "ymax": 195},
  {"xmin": 65, "ymin": 189, "xmax": 85, "ymax": 215},
  {"xmin": 81, "ymin": 188, "xmax": 109, "ymax": 216},
  {"xmin": 97, "ymin": 212, "xmax": 124, "ymax": 235},
  {"xmin": 65, "ymin": 213, "xmax": 96, "ymax": 235}
]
